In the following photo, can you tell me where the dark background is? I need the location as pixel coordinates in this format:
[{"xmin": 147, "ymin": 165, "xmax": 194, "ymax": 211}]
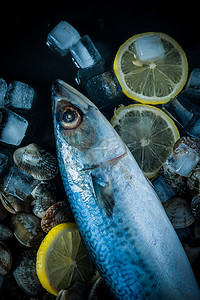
[
  {"xmin": 0, "ymin": 2, "xmax": 200, "ymax": 298},
  {"xmin": 0, "ymin": 1, "xmax": 199, "ymax": 152}
]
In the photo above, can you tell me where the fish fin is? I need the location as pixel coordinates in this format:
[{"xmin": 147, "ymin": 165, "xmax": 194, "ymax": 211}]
[{"xmin": 91, "ymin": 168, "xmax": 115, "ymax": 218}]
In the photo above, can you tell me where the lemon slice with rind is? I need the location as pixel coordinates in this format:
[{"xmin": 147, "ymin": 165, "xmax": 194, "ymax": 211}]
[
  {"xmin": 113, "ymin": 32, "xmax": 188, "ymax": 104},
  {"xmin": 36, "ymin": 223, "xmax": 96, "ymax": 296},
  {"xmin": 111, "ymin": 104, "xmax": 180, "ymax": 178}
]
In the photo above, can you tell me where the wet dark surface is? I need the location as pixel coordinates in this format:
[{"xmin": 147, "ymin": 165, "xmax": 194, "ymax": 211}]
[{"xmin": 0, "ymin": 2, "xmax": 200, "ymax": 298}]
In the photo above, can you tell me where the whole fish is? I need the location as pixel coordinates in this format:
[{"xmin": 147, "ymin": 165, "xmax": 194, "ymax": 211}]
[{"xmin": 52, "ymin": 79, "xmax": 200, "ymax": 300}]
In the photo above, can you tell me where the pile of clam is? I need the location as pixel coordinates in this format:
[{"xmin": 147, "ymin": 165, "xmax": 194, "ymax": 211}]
[
  {"xmin": 0, "ymin": 143, "xmax": 74, "ymax": 299},
  {"xmin": 155, "ymin": 136, "xmax": 200, "ymax": 284}
]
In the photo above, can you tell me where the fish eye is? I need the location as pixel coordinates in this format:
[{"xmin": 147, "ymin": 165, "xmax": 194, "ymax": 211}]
[{"xmin": 58, "ymin": 106, "xmax": 83, "ymax": 129}]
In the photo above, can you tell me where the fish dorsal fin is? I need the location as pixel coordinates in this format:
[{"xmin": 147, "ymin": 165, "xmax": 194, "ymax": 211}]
[{"xmin": 91, "ymin": 167, "xmax": 115, "ymax": 218}]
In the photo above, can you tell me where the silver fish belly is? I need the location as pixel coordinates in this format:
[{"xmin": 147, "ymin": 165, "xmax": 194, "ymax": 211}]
[{"xmin": 52, "ymin": 79, "xmax": 200, "ymax": 300}]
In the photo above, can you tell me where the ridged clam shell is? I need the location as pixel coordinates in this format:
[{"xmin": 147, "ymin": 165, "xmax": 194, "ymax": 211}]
[
  {"xmin": 10, "ymin": 213, "xmax": 43, "ymax": 247},
  {"xmin": 0, "ymin": 191, "xmax": 30, "ymax": 214},
  {"xmin": 191, "ymin": 194, "xmax": 200, "ymax": 220},
  {"xmin": 56, "ymin": 282, "xmax": 86, "ymax": 300},
  {"xmin": 0, "ymin": 242, "xmax": 12, "ymax": 275},
  {"xmin": 173, "ymin": 136, "xmax": 200, "ymax": 156},
  {"xmin": 162, "ymin": 197, "xmax": 195, "ymax": 229},
  {"xmin": 187, "ymin": 168, "xmax": 200, "ymax": 195},
  {"xmin": 0, "ymin": 224, "xmax": 13, "ymax": 241},
  {"xmin": 31, "ymin": 181, "xmax": 57, "ymax": 218},
  {"xmin": 13, "ymin": 143, "xmax": 58, "ymax": 180},
  {"xmin": 13, "ymin": 257, "xmax": 42, "ymax": 296},
  {"xmin": 41, "ymin": 201, "xmax": 74, "ymax": 233}
]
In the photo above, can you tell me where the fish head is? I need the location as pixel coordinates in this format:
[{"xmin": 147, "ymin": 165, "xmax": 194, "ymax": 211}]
[{"xmin": 52, "ymin": 80, "xmax": 126, "ymax": 170}]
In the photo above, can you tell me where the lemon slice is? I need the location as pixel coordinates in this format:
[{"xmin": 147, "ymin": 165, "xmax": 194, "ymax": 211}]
[
  {"xmin": 36, "ymin": 223, "xmax": 96, "ymax": 296},
  {"xmin": 113, "ymin": 32, "xmax": 188, "ymax": 104},
  {"xmin": 111, "ymin": 104, "xmax": 180, "ymax": 178}
]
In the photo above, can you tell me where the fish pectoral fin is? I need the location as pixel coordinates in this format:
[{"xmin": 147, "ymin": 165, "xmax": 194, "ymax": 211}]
[{"xmin": 91, "ymin": 170, "xmax": 115, "ymax": 218}]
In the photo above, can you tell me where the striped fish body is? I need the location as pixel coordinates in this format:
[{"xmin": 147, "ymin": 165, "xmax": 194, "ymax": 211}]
[{"xmin": 52, "ymin": 80, "xmax": 200, "ymax": 299}]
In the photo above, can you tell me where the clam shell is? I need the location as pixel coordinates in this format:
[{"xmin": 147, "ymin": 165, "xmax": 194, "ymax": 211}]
[
  {"xmin": 163, "ymin": 197, "xmax": 195, "ymax": 229},
  {"xmin": 173, "ymin": 136, "xmax": 200, "ymax": 156},
  {"xmin": 88, "ymin": 277, "xmax": 109, "ymax": 300},
  {"xmin": 10, "ymin": 213, "xmax": 43, "ymax": 247},
  {"xmin": 13, "ymin": 257, "xmax": 42, "ymax": 296},
  {"xmin": 56, "ymin": 282, "xmax": 86, "ymax": 300},
  {"xmin": 0, "ymin": 191, "xmax": 30, "ymax": 214},
  {"xmin": 187, "ymin": 167, "xmax": 200, "ymax": 195},
  {"xmin": 31, "ymin": 181, "xmax": 57, "ymax": 218},
  {"xmin": 0, "ymin": 224, "xmax": 13, "ymax": 241},
  {"xmin": 41, "ymin": 201, "xmax": 74, "ymax": 233},
  {"xmin": 0, "ymin": 242, "xmax": 12, "ymax": 275},
  {"xmin": 191, "ymin": 194, "xmax": 200, "ymax": 220},
  {"xmin": 13, "ymin": 143, "xmax": 58, "ymax": 180},
  {"xmin": 0, "ymin": 198, "xmax": 9, "ymax": 221}
]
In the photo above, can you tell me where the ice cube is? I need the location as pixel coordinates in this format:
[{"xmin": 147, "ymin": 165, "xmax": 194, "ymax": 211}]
[
  {"xmin": 85, "ymin": 71, "xmax": 122, "ymax": 107},
  {"xmin": 4, "ymin": 165, "xmax": 38, "ymax": 199},
  {"xmin": 0, "ymin": 107, "xmax": 28, "ymax": 146},
  {"xmin": 46, "ymin": 21, "xmax": 81, "ymax": 56},
  {"xmin": 75, "ymin": 61, "xmax": 105, "ymax": 85},
  {"xmin": 186, "ymin": 117, "xmax": 200, "ymax": 139},
  {"xmin": 135, "ymin": 35, "xmax": 165, "ymax": 62},
  {"xmin": 152, "ymin": 175, "xmax": 175, "ymax": 203},
  {"xmin": 5, "ymin": 81, "xmax": 36, "ymax": 112},
  {"xmin": 0, "ymin": 152, "xmax": 9, "ymax": 176},
  {"xmin": 184, "ymin": 68, "xmax": 200, "ymax": 97},
  {"xmin": 70, "ymin": 35, "xmax": 103, "ymax": 69},
  {"xmin": 169, "ymin": 144, "xmax": 199, "ymax": 177},
  {"xmin": 0, "ymin": 79, "xmax": 7, "ymax": 107}
]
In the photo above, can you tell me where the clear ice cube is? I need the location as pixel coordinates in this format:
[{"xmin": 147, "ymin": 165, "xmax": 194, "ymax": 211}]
[
  {"xmin": 187, "ymin": 116, "xmax": 200, "ymax": 139},
  {"xmin": 85, "ymin": 71, "xmax": 122, "ymax": 107},
  {"xmin": 46, "ymin": 21, "xmax": 81, "ymax": 56},
  {"xmin": 0, "ymin": 107, "xmax": 28, "ymax": 146},
  {"xmin": 0, "ymin": 152, "xmax": 9, "ymax": 176},
  {"xmin": 168, "ymin": 144, "xmax": 200, "ymax": 177},
  {"xmin": 0, "ymin": 79, "xmax": 7, "ymax": 107},
  {"xmin": 135, "ymin": 35, "xmax": 165, "ymax": 62},
  {"xmin": 70, "ymin": 35, "xmax": 103, "ymax": 69},
  {"xmin": 4, "ymin": 165, "xmax": 38, "ymax": 199},
  {"xmin": 75, "ymin": 61, "xmax": 105, "ymax": 85},
  {"xmin": 5, "ymin": 81, "xmax": 36, "ymax": 112},
  {"xmin": 152, "ymin": 175, "xmax": 175, "ymax": 203},
  {"xmin": 184, "ymin": 68, "xmax": 200, "ymax": 97}
]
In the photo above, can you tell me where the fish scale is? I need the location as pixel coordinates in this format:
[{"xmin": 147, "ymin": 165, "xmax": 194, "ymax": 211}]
[{"xmin": 52, "ymin": 79, "xmax": 200, "ymax": 299}]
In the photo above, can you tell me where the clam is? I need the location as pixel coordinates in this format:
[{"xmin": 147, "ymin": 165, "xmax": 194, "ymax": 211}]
[
  {"xmin": 0, "ymin": 223, "xmax": 13, "ymax": 241},
  {"xmin": 88, "ymin": 277, "xmax": 110, "ymax": 300},
  {"xmin": 41, "ymin": 201, "xmax": 74, "ymax": 233},
  {"xmin": 159, "ymin": 163, "xmax": 187, "ymax": 196},
  {"xmin": 10, "ymin": 213, "xmax": 43, "ymax": 247},
  {"xmin": 13, "ymin": 257, "xmax": 42, "ymax": 296},
  {"xmin": 13, "ymin": 143, "xmax": 58, "ymax": 180},
  {"xmin": 162, "ymin": 197, "xmax": 195, "ymax": 229},
  {"xmin": 0, "ymin": 191, "xmax": 30, "ymax": 214},
  {"xmin": 56, "ymin": 282, "xmax": 86, "ymax": 300},
  {"xmin": 191, "ymin": 194, "xmax": 200, "ymax": 220},
  {"xmin": 187, "ymin": 167, "xmax": 200, "ymax": 195},
  {"xmin": 0, "ymin": 198, "xmax": 9, "ymax": 221},
  {"xmin": 0, "ymin": 241, "xmax": 12, "ymax": 275},
  {"xmin": 31, "ymin": 181, "xmax": 57, "ymax": 218}
]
